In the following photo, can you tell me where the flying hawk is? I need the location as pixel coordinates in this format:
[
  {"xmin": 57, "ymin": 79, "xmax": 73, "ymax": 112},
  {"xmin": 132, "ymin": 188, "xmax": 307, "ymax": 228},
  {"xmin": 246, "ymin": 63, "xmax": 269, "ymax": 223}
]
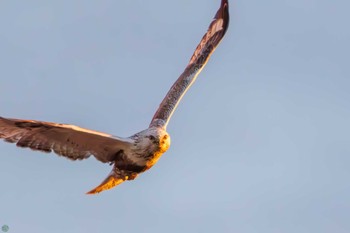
[{"xmin": 0, "ymin": 0, "xmax": 229, "ymax": 194}]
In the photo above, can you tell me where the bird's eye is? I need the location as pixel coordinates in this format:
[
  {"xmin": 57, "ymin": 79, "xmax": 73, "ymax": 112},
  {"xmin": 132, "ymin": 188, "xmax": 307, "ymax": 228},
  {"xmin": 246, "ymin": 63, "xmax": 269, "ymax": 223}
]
[{"xmin": 149, "ymin": 135, "xmax": 156, "ymax": 141}]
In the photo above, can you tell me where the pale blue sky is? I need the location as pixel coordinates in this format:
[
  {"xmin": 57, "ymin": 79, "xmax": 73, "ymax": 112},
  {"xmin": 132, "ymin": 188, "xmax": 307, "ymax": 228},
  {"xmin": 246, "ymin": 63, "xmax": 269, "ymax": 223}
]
[{"xmin": 1, "ymin": 0, "xmax": 350, "ymax": 232}]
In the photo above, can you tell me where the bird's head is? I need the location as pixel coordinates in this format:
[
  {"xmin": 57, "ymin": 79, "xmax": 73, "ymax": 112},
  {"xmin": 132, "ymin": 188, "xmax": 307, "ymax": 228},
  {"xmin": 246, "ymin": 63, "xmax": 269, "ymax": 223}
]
[
  {"xmin": 132, "ymin": 127, "xmax": 171, "ymax": 169},
  {"xmin": 132, "ymin": 127, "xmax": 171, "ymax": 154},
  {"xmin": 146, "ymin": 129, "xmax": 171, "ymax": 154}
]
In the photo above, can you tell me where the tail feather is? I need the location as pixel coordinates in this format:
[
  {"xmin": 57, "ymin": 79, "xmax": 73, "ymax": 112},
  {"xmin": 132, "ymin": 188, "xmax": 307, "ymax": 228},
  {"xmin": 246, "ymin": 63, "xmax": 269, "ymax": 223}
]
[
  {"xmin": 86, "ymin": 167, "xmax": 139, "ymax": 194},
  {"xmin": 86, "ymin": 171, "xmax": 126, "ymax": 195}
]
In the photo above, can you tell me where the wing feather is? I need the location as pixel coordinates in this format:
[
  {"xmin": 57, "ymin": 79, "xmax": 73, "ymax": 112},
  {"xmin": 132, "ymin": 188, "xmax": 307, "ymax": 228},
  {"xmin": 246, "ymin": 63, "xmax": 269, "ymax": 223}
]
[
  {"xmin": 0, "ymin": 117, "xmax": 132, "ymax": 163},
  {"xmin": 150, "ymin": 0, "xmax": 229, "ymax": 128}
]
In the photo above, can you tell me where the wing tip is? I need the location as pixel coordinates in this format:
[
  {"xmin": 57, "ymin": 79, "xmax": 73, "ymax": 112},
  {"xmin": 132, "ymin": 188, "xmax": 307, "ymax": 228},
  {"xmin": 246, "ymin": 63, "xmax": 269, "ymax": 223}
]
[{"xmin": 216, "ymin": 0, "xmax": 230, "ymax": 33}]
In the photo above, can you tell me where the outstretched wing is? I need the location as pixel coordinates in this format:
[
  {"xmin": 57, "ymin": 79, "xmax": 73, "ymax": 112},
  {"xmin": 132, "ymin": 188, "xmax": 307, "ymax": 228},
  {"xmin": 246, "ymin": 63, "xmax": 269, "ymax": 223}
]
[
  {"xmin": 0, "ymin": 117, "xmax": 132, "ymax": 163},
  {"xmin": 150, "ymin": 0, "xmax": 229, "ymax": 128}
]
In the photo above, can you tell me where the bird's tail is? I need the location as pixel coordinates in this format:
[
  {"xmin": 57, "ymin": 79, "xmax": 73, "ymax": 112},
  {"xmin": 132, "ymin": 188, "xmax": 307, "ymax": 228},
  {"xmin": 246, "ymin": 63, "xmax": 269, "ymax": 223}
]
[{"xmin": 86, "ymin": 169, "xmax": 126, "ymax": 195}]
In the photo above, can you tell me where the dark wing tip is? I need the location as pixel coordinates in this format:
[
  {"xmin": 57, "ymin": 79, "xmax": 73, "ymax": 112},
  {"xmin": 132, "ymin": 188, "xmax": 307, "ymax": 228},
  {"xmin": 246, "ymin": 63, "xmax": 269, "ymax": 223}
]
[
  {"xmin": 215, "ymin": 0, "xmax": 230, "ymax": 35},
  {"xmin": 220, "ymin": 0, "xmax": 229, "ymax": 11}
]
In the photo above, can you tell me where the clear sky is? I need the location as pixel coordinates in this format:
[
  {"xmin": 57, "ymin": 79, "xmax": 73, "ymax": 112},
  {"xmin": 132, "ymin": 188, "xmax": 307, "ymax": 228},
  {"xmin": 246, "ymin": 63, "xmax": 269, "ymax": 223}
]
[{"xmin": 1, "ymin": 0, "xmax": 349, "ymax": 232}]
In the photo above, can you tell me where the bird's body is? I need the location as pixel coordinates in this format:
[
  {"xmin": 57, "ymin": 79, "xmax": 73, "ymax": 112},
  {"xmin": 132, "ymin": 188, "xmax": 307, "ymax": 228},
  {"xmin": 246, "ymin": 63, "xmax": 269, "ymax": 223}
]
[{"xmin": 0, "ymin": 0, "xmax": 229, "ymax": 194}]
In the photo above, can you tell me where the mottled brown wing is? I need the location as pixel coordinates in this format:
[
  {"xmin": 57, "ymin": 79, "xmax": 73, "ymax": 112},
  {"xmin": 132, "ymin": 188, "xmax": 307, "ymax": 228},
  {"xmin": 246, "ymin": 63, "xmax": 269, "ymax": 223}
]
[
  {"xmin": 150, "ymin": 0, "xmax": 229, "ymax": 128},
  {"xmin": 0, "ymin": 117, "xmax": 132, "ymax": 163}
]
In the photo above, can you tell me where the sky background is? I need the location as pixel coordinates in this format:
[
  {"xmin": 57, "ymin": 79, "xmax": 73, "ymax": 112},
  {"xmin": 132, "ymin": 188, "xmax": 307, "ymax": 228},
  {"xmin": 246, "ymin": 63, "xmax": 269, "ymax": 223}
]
[{"xmin": 0, "ymin": 0, "xmax": 349, "ymax": 232}]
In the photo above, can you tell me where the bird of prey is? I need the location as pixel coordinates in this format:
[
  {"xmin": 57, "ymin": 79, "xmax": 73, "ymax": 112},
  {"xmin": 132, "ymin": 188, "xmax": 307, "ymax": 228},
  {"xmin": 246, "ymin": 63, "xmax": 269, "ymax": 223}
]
[{"xmin": 0, "ymin": 0, "xmax": 229, "ymax": 194}]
